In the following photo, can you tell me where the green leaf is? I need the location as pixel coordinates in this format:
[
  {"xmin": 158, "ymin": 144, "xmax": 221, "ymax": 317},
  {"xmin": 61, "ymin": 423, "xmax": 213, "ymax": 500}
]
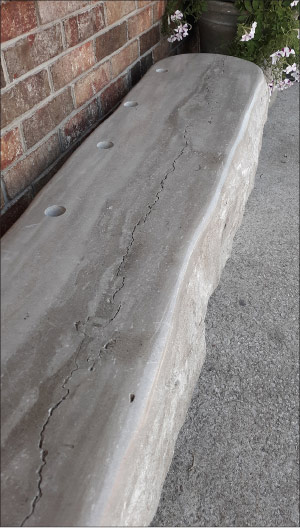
[{"xmin": 244, "ymin": 0, "xmax": 253, "ymax": 12}]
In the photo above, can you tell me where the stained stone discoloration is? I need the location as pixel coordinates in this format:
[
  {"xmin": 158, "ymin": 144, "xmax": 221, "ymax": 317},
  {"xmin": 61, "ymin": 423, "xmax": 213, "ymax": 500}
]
[{"xmin": 1, "ymin": 55, "xmax": 268, "ymax": 527}]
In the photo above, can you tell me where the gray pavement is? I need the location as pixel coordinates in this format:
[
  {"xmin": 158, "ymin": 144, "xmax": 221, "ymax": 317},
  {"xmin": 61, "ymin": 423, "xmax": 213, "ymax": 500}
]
[{"xmin": 151, "ymin": 85, "xmax": 299, "ymax": 527}]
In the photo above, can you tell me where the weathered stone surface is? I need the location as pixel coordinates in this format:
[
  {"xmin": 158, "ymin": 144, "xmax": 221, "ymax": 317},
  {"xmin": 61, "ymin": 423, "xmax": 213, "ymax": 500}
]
[{"xmin": 1, "ymin": 55, "xmax": 268, "ymax": 527}]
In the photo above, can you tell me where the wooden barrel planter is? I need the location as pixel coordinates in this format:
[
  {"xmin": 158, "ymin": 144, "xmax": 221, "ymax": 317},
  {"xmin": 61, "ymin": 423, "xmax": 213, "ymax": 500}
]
[{"xmin": 199, "ymin": 0, "xmax": 239, "ymax": 54}]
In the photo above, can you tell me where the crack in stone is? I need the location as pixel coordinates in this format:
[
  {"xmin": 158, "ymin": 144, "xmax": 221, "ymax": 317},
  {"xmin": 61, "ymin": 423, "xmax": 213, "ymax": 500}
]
[
  {"xmin": 20, "ymin": 339, "xmax": 88, "ymax": 527},
  {"xmin": 20, "ymin": 127, "xmax": 189, "ymax": 526},
  {"xmin": 112, "ymin": 126, "xmax": 189, "ymax": 300}
]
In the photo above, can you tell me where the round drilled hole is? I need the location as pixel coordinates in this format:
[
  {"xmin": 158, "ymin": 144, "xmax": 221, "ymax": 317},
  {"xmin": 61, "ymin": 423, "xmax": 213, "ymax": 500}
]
[
  {"xmin": 124, "ymin": 101, "xmax": 138, "ymax": 107},
  {"xmin": 97, "ymin": 141, "xmax": 114, "ymax": 149},
  {"xmin": 44, "ymin": 205, "xmax": 66, "ymax": 217},
  {"xmin": 156, "ymin": 68, "xmax": 168, "ymax": 73}
]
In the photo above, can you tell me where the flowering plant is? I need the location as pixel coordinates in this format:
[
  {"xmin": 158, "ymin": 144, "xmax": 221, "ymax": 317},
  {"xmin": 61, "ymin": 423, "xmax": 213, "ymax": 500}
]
[
  {"xmin": 231, "ymin": 0, "xmax": 299, "ymax": 96},
  {"xmin": 162, "ymin": 0, "xmax": 206, "ymax": 41}
]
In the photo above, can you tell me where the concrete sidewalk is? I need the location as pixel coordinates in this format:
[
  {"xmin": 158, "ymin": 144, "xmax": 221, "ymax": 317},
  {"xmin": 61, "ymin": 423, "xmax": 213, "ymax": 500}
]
[{"xmin": 151, "ymin": 85, "xmax": 299, "ymax": 527}]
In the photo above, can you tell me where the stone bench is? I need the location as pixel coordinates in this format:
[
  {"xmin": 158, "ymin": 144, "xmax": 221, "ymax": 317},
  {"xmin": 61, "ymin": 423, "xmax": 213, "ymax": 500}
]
[{"xmin": 1, "ymin": 54, "xmax": 269, "ymax": 527}]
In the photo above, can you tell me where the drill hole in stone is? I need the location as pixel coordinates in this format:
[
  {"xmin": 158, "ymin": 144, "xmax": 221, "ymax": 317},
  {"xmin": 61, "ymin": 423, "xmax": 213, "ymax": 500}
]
[
  {"xmin": 130, "ymin": 394, "xmax": 135, "ymax": 403},
  {"xmin": 156, "ymin": 68, "xmax": 168, "ymax": 73},
  {"xmin": 97, "ymin": 141, "xmax": 114, "ymax": 149},
  {"xmin": 124, "ymin": 101, "xmax": 138, "ymax": 107},
  {"xmin": 44, "ymin": 205, "xmax": 66, "ymax": 217}
]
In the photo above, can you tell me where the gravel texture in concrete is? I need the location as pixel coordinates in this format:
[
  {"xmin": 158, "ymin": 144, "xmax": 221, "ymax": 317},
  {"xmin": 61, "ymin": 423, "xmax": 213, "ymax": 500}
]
[{"xmin": 151, "ymin": 85, "xmax": 299, "ymax": 527}]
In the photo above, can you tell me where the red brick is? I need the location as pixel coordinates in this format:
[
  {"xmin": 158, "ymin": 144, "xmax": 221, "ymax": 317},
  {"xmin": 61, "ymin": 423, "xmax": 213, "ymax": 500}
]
[
  {"xmin": 87, "ymin": 98, "xmax": 101, "ymax": 128},
  {"xmin": 140, "ymin": 25, "xmax": 160, "ymax": 55},
  {"xmin": 61, "ymin": 100, "xmax": 100, "ymax": 149},
  {"xmin": 4, "ymin": 25, "xmax": 63, "ymax": 81},
  {"xmin": 141, "ymin": 51, "xmax": 153, "ymax": 75},
  {"xmin": 128, "ymin": 6, "xmax": 153, "ymax": 39},
  {"xmin": 1, "ymin": 1, "xmax": 37, "ymax": 43},
  {"xmin": 1, "ymin": 187, "xmax": 6, "ymax": 209},
  {"xmin": 137, "ymin": 1, "xmax": 153, "ymax": 6},
  {"xmin": 95, "ymin": 22, "xmax": 127, "ymax": 62},
  {"xmin": 22, "ymin": 89, "xmax": 74, "ymax": 149},
  {"xmin": 74, "ymin": 62, "xmax": 110, "ymax": 107},
  {"xmin": 1, "ymin": 188, "xmax": 34, "ymax": 236},
  {"xmin": 100, "ymin": 75, "xmax": 129, "ymax": 115},
  {"xmin": 1, "ymin": 62, "xmax": 6, "ymax": 89},
  {"xmin": 64, "ymin": 5, "xmax": 105, "ymax": 48},
  {"xmin": 37, "ymin": 1, "xmax": 90, "ymax": 24},
  {"xmin": 50, "ymin": 42, "xmax": 95, "ymax": 91},
  {"xmin": 1, "ymin": 70, "xmax": 51, "ymax": 129},
  {"xmin": 104, "ymin": 1, "xmax": 136, "ymax": 25},
  {"xmin": 153, "ymin": 0, "xmax": 166, "ymax": 22},
  {"xmin": 1, "ymin": 128, "xmax": 23, "ymax": 171},
  {"xmin": 111, "ymin": 41, "xmax": 139, "ymax": 78},
  {"xmin": 129, "ymin": 60, "xmax": 142, "ymax": 87},
  {"xmin": 3, "ymin": 134, "xmax": 61, "ymax": 200},
  {"xmin": 60, "ymin": 106, "xmax": 89, "ymax": 149}
]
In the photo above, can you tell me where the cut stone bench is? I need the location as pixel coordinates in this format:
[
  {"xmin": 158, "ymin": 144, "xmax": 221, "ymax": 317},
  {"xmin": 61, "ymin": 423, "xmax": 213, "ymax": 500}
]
[{"xmin": 1, "ymin": 54, "xmax": 269, "ymax": 527}]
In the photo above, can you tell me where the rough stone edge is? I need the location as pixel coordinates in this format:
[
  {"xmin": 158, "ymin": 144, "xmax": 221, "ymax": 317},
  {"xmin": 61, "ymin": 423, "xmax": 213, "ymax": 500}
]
[{"xmin": 96, "ymin": 75, "xmax": 269, "ymax": 527}]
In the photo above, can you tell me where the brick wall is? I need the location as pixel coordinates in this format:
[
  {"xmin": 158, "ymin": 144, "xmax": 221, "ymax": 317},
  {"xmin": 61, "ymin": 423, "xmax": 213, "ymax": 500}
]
[{"xmin": 1, "ymin": 0, "xmax": 194, "ymax": 235}]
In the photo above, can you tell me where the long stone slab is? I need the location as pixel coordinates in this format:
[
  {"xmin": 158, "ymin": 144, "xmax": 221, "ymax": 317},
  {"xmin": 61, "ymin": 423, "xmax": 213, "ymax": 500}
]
[{"xmin": 1, "ymin": 54, "xmax": 269, "ymax": 527}]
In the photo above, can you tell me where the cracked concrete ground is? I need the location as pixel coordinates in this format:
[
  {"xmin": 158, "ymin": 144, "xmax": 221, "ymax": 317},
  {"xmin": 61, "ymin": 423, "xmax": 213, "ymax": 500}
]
[{"xmin": 151, "ymin": 85, "xmax": 299, "ymax": 527}]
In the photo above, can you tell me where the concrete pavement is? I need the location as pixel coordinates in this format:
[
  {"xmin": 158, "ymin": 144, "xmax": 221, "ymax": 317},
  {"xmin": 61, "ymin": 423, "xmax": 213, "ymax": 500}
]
[{"xmin": 151, "ymin": 84, "xmax": 299, "ymax": 527}]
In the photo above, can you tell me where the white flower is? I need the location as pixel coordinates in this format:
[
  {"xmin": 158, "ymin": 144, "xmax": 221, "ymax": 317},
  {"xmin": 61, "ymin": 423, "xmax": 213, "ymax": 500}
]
[
  {"xmin": 291, "ymin": 69, "xmax": 300, "ymax": 81},
  {"xmin": 167, "ymin": 18, "xmax": 191, "ymax": 42},
  {"xmin": 268, "ymin": 82, "xmax": 274, "ymax": 98},
  {"xmin": 171, "ymin": 10, "xmax": 183, "ymax": 21},
  {"xmin": 290, "ymin": 0, "xmax": 299, "ymax": 6},
  {"xmin": 249, "ymin": 21, "xmax": 257, "ymax": 37},
  {"xmin": 241, "ymin": 21, "xmax": 257, "ymax": 41},
  {"xmin": 270, "ymin": 51, "xmax": 281, "ymax": 64},
  {"xmin": 241, "ymin": 32, "xmax": 253, "ymax": 41},
  {"xmin": 284, "ymin": 62, "xmax": 297, "ymax": 74},
  {"xmin": 282, "ymin": 46, "xmax": 295, "ymax": 56},
  {"xmin": 277, "ymin": 78, "xmax": 294, "ymax": 91},
  {"xmin": 175, "ymin": 24, "xmax": 183, "ymax": 33}
]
